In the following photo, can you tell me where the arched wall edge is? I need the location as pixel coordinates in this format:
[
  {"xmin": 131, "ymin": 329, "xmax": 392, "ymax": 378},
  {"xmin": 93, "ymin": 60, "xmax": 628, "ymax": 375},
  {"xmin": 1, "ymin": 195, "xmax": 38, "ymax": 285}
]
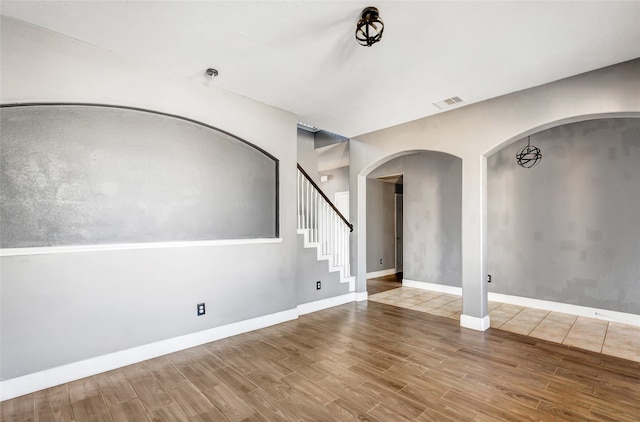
[
  {"xmin": 483, "ymin": 111, "xmax": 640, "ymax": 157},
  {"xmin": 0, "ymin": 102, "xmax": 281, "ymax": 243},
  {"xmin": 1, "ymin": 102, "xmax": 280, "ymax": 161},
  {"xmin": 359, "ymin": 149, "xmax": 463, "ymax": 178}
]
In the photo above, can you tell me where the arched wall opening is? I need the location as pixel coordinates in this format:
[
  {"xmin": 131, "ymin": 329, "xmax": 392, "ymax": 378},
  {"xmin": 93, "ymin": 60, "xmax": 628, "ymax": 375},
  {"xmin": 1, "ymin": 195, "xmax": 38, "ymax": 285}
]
[
  {"xmin": 351, "ymin": 61, "xmax": 640, "ymax": 329},
  {"xmin": 355, "ymin": 150, "xmax": 463, "ymax": 295},
  {"xmin": 353, "ymin": 113, "xmax": 640, "ymax": 328},
  {"xmin": 486, "ymin": 116, "xmax": 640, "ymax": 315}
]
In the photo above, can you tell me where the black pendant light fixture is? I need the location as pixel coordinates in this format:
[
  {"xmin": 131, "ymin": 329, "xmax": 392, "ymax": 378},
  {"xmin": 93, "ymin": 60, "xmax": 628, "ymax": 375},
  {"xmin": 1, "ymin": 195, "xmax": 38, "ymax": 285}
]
[
  {"xmin": 516, "ymin": 136, "xmax": 542, "ymax": 168},
  {"xmin": 356, "ymin": 7, "xmax": 384, "ymax": 47}
]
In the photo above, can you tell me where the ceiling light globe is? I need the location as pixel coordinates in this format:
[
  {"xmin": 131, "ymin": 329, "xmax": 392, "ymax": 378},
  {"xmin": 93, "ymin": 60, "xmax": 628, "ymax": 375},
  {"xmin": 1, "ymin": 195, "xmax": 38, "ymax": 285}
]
[{"xmin": 356, "ymin": 7, "xmax": 384, "ymax": 47}]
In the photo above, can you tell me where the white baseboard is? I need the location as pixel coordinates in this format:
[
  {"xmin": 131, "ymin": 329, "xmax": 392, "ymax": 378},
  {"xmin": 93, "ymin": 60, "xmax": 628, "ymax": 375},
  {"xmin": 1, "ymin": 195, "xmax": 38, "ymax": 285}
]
[
  {"xmin": 297, "ymin": 293, "xmax": 357, "ymax": 315},
  {"xmin": 460, "ymin": 314, "xmax": 491, "ymax": 331},
  {"xmin": 402, "ymin": 278, "xmax": 462, "ymax": 295},
  {"xmin": 355, "ymin": 291, "xmax": 368, "ymax": 302},
  {"xmin": 366, "ymin": 269, "xmax": 397, "ymax": 279},
  {"xmin": 403, "ymin": 278, "xmax": 478, "ymax": 332},
  {"xmin": 1, "ymin": 308, "xmax": 298, "ymax": 401},
  {"xmin": 1, "ymin": 291, "xmax": 368, "ymax": 401},
  {"xmin": 402, "ymin": 279, "xmax": 640, "ymax": 328},
  {"xmin": 347, "ymin": 277, "xmax": 356, "ymax": 292},
  {"xmin": 488, "ymin": 292, "xmax": 640, "ymax": 327}
]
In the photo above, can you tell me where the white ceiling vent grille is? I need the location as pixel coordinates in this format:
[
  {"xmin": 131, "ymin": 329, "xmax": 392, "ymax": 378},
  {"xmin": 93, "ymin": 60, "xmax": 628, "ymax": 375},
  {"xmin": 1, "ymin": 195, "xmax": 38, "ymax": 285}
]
[{"xmin": 433, "ymin": 96, "xmax": 464, "ymax": 110}]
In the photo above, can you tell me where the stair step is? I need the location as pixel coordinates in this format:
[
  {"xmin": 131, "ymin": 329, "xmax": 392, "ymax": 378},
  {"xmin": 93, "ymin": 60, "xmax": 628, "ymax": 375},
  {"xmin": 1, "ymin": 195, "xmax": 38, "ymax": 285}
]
[{"xmin": 297, "ymin": 229, "xmax": 352, "ymax": 289}]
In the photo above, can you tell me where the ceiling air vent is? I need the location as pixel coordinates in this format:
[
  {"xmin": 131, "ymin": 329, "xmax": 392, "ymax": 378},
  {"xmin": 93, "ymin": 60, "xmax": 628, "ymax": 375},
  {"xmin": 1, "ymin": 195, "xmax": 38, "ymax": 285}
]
[{"xmin": 433, "ymin": 96, "xmax": 464, "ymax": 110}]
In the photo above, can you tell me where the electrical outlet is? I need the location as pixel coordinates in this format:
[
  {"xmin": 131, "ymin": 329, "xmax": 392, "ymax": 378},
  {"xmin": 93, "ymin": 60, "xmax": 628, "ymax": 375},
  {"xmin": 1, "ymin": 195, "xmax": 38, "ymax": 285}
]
[
  {"xmin": 197, "ymin": 303, "xmax": 205, "ymax": 316},
  {"xmin": 379, "ymin": 258, "xmax": 383, "ymax": 265},
  {"xmin": 316, "ymin": 281, "xmax": 321, "ymax": 290},
  {"xmin": 487, "ymin": 275, "xmax": 492, "ymax": 283}
]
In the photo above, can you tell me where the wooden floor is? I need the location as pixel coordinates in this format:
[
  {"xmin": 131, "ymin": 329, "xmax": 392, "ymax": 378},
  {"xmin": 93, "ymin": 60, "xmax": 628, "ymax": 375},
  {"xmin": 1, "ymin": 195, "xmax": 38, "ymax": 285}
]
[
  {"xmin": 366, "ymin": 273, "xmax": 402, "ymax": 295},
  {"xmin": 2, "ymin": 301, "xmax": 639, "ymax": 421}
]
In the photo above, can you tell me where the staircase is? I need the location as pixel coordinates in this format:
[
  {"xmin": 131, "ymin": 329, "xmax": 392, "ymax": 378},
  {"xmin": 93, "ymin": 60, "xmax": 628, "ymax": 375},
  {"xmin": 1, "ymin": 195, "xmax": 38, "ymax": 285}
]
[{"xmin": 297, "ymin": 164, "xmax": 355, "ymax": 291}]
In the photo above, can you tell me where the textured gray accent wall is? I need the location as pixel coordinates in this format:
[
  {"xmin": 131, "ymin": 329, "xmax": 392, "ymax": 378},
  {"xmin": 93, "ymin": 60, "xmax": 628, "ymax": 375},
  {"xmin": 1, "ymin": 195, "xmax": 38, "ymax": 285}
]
[
  {"xmin": 488, "ymin": 118, "xmax": 640, "ymax": 314},
  {"xmin": 366, "ymin": 179, "xmax": 397, "ymax": 273},
  {"xmin": 1, "ymin": 105, "xmax": 277, "ymax": 247},
  {"xmin": 369, "ymin": 152, "xmax": 462, "ymax": 286}
]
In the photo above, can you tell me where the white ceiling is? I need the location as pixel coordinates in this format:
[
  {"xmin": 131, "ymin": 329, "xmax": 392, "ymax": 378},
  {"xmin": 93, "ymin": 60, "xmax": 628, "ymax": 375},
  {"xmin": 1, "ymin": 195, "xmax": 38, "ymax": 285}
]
[{"xmin": 2, "ymin": 1, "xmax": 639, "ymax": 138}]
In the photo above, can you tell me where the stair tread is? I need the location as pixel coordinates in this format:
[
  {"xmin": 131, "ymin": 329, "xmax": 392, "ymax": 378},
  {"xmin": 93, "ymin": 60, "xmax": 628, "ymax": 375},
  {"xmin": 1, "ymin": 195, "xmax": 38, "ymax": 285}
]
[{"xmin": 297, "ymin": 230, "xmax": 352, "ymax": 287}]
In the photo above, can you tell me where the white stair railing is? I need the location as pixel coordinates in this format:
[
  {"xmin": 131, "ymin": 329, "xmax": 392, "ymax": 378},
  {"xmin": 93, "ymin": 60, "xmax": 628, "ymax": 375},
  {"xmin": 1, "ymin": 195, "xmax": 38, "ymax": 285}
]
[{"xmin": 297, "ymin": 164, "xmax": 353, "ymax": 278}]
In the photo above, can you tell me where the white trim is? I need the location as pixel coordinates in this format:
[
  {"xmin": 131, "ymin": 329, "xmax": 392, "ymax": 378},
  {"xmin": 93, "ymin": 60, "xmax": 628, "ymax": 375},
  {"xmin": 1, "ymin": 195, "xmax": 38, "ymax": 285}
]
[
  {"xmin": 297, "ymin": 293, "xmax": 357, "ymax": 315},
  {"xmin": 0, "ymin": 308, "xmax": 297, "ymax": 401},
  {"xmin": 355, "ymin": 291, "xmax": 369, "ymax": 302},
  {"xmin": 297, "ymin": 229, "xmax": 354, "ymax": 287},
  {"xmin": 347, "ymin": 277, "xmax": 356, "ymax": 292},
  {"xmin": 395, "ymin": 192, "xmax": 403, "ymax": 274},
  {"xmin": 400, "ymin": 279, "xmax": 640, "ymax": 327},
  {"xmin": 0, "ymin": 238, "xmax": 283, "ymax": 257},
  {"xmin": 460, "ymin": 314, "xmax": 491, "ymax": 331},
  {"xmin": 367, "ymin": 268, "xmax": 397, "ymax": 279},
  {"xmin": 402, "ymin": 279, "xmax": 462, "ymax": 296},
  {"xmin": 334, "ymin": 191, "xmax": 350, "ymax": 221},
  {"xmin": 488, "ymin": 292, "xmax": 640, "ymax": 327}
]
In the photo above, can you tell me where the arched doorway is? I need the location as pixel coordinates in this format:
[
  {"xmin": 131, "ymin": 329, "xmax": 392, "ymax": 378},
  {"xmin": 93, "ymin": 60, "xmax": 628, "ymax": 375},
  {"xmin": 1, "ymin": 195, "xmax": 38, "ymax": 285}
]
[{"xmin": 357, "ymin": 150, "xmax": 463, "ymax": 299}]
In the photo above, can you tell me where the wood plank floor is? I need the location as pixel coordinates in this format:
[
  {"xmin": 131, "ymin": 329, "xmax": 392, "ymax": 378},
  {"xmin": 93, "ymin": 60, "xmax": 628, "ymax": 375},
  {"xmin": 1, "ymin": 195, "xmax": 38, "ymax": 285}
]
[
  {"xmin": 2, "ymin": 301, "xmax": 639, "ymax": 421},
  {"xmin": 366, "ymin": 273, "xmax": 402, "ymax": 295}
]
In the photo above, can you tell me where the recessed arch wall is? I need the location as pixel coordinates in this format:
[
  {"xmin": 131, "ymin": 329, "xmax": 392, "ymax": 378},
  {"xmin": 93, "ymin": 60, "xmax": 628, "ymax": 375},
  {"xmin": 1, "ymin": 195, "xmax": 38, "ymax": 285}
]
[
  {"xmin": 350, "ymin": 59, "xmax": 640, "ymax": 329},
  {"xmin": 1, "ymin": 103, "xmax": 280, "ymax": 248},
  {"xmin": 487, "ymin": 117, "xmax": 640, "ymax": 314}
]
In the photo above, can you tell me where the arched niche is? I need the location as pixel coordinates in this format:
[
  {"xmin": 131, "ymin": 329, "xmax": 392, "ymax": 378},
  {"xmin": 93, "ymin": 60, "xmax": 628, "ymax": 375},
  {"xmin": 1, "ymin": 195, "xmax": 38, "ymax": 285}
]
[
  {"xmin": 0, "ymin": 104, "xmax": 279, "ymax": 248},
  {"xmin": 486, "ymin": 117, "xmax": 640, "ymax": 314}
]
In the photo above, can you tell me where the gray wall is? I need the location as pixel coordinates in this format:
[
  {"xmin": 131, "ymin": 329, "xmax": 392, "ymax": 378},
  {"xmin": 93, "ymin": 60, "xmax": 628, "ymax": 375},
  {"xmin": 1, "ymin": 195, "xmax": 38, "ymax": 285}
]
[
  {"xmin": 297, "ymin": 128, "xmax": 320, "ymax": 183},
  {"xmin": 319, "ymin": 165, "xmax": 350, "ymax": 204},
  {"xmin": 1, "ymin": 244, "xmax": 295, "ymax": 379},
  {"xmin": 298, "ymin": 129, "xmax": 350, "ymax": 210},
  {"xmin": 1, "ymin": 105, "xmax": 277, "ymax": 247},
  {"xmin": 369, "ymin": 152, "xmax": 462, "ymax": 286},
  {"xmin": 314, "ymin": 131, "xmax": 348, "ymax": 150},
  {"xmin": 317, "ymin": 142, "xmax": 349, "ymax": 172},
  {"xmin": 1, "ymin": 18, "xmax": 298, "ymax": 382},
  {"xmin": 366, "ymin": 179, "xmax": 396, "ymax": 273},
  {"xmin": 296, "ymin": 234, "xmax": 349, "ymax": 304},
  {"xmin": 488, "ymin": 118, "xmax": 640, "ymax": 313}
]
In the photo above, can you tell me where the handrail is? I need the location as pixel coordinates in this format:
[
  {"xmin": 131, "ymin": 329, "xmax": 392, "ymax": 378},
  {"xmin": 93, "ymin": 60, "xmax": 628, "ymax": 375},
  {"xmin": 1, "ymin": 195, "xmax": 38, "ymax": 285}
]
[{"xmin": 297, "ymin": 164, "xmax": 353, "ymax": 232}]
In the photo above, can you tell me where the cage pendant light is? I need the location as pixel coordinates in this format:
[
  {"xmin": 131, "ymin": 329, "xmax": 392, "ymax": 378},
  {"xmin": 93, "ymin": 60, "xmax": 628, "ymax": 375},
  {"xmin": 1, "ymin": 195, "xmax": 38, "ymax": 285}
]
[
  {"xmin": 516, "ymin": 136, "xmax": 542, "ymax": 168},
  {"xmin": 356, "ymin": 7, "xmax": 384, "ymax": 47}
]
